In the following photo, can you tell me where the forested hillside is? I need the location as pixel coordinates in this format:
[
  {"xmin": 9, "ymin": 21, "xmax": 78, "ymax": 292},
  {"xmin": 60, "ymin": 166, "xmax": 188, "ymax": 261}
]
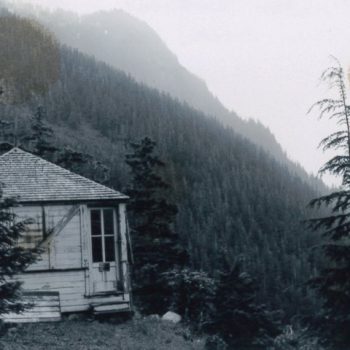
[
  {"xmin": 0, "ymin": 37, "xmax": 322, "ymax": 319},
  {"xmin": 4, "ymin": 1, "xmax": 326, "ymax": 191}
]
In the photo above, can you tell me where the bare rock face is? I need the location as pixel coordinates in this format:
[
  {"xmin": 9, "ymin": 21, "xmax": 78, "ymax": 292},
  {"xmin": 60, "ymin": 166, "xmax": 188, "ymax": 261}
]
[{"xmin": 161, "ymin": 311, "xmax": 181, "ymax": 323}]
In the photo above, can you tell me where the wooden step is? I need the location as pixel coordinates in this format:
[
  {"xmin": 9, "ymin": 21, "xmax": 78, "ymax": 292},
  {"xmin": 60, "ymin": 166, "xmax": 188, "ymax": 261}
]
[
  {"xmin": 87, "ymin": 293, "xmax": 129, "ymax": 305},
  {"xmin": 93, "ymin": 302, "xmax": 130, "ymax": 314},
  {"xmin": 2, "ymin": 291, "xmax": 62, "ymax": 323}
]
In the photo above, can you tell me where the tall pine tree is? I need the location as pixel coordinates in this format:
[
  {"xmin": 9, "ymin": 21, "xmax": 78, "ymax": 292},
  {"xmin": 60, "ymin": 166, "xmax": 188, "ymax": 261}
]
[
  {"xmin": 125, "ymin": 137, "xmax": 187, "ymax": 314},
  {"xmin": 308, "ymin": 59, "xmax": 350, "ymax": 347}
]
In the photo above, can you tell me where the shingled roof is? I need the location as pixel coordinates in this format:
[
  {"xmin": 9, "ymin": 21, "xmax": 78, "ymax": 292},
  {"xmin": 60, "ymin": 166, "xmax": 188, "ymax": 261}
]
[{"xmin": 0, "ymin": 148, "xmax": 128, "ymax": 203}]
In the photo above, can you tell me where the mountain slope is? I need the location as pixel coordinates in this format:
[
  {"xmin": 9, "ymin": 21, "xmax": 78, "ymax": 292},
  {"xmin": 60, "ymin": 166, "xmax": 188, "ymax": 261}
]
[
  {"xmin": 0, "ymin": 39, "xmax": 321, "ymax": 318},
  {"xmin": 6, "ymin": 2, "xmax": 326, "ymax": 191}
]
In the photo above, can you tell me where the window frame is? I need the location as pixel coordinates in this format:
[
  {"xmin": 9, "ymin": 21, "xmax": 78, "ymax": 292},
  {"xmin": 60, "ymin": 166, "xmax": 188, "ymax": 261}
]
[{"xmin": 89, "ymin": 207, "xmax": 118, "ymax": 264}]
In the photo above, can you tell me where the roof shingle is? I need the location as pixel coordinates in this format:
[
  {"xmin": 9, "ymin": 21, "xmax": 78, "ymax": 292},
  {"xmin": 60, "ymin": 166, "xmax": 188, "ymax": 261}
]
[{"xmin": 0, "ymin": 148, "xmax": 128, "ymax": 203}]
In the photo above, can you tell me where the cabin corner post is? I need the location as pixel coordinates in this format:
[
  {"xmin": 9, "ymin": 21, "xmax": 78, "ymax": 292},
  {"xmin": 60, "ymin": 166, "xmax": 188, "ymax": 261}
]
[
  {"xmin": 118, "ymin": 202, "xmax": 130, "ymax": 294},
  {"xmin": 80, "ymin": 204, "xmax": 91, "ymax": 296}
]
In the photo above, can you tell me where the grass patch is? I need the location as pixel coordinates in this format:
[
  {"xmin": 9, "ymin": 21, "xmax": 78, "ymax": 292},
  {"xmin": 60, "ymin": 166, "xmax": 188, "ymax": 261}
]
[{"xmin": 0, "ymin": 317, "xmax": 205, "ymax": 350}]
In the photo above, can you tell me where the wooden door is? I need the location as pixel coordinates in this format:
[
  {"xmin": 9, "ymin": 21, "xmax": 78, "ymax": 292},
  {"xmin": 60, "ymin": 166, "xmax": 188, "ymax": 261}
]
[{"xmin": 88, "ymin": 208, "xmax": 119, "ymax": 294}]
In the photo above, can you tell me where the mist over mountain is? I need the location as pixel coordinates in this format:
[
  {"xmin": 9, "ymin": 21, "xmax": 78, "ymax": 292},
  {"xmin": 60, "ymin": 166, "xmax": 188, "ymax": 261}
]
[{"xmin": 6, "ymin": 2, "xmax": 326, "ymax": 191}]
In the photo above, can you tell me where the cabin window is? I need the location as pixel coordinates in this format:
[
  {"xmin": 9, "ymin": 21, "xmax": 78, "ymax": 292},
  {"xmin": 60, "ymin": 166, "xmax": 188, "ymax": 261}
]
[{"xmin": 90, "ymin": 209, "xmax": 116, "ymax": 263}]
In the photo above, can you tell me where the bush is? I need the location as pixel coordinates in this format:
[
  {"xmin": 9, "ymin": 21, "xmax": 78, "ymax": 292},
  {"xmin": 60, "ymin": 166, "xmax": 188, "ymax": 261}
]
[
  {"xmin": 271, "ymin": 325, "xmax": 326, "ymax": 350},
  {"xmin": 162, "ymin": 268, "xmax": 216, "ymax": 330},
  {"xmin": 206, "ymin": 263, "xmax": 281, "ymax": 349},
  {"xmin": 205, "ymin": 335, "xmax": 228, "ymax": 350}
]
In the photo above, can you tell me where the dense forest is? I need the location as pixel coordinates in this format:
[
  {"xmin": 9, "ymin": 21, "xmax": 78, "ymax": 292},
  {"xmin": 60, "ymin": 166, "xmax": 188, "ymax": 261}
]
[
  {"xmin": 0, "ymin": 18, "xmax": 324, "ymax": 325},
  {"xmin": 2, "ymin": 0, "xmax": 327, "ymax": 191}
]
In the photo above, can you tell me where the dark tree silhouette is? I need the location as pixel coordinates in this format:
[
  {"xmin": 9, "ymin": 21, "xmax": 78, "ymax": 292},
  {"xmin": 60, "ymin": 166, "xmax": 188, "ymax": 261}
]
[
  {"xmin": 308, "ymin": 58, "xmax": 350, "ymax": 347},
  {"xmin": 207, "ymin": 261, "xmax": 280, "ymax": 349},
  {"xmin": 126, "ymin": 137, "xmax": 187, "ymax": 314},
  {"xmin": 0, "ymin": 192, "xmax": 39, "ymax": 315}
]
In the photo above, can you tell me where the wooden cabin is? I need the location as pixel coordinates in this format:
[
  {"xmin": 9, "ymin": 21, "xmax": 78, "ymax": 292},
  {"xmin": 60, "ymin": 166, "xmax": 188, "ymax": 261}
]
[{"xmin": 0, "ymin": 147, "xmax": 132, "ymax": 322}]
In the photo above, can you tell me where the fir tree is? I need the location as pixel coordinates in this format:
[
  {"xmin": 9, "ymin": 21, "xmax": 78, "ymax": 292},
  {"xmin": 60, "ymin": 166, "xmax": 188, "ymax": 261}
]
[
  {"xmin": 0, "ymin": 191, "xmax": 39, "ymax": 315},
  {"xmin": 20, "ymin": 107, "xmax": 109, "ymax": 183},
  {"xmin": 23, "ymin": 106, "xmax": 58, "ymax": 158},
  {"xmin": 308, "ymin": 59, "xmax": 350, "ymax": 347},
  {"xmin": 125, "ymin": 137, "xmax": 187, "ymax": 314},
  {"xmin": 207, "ymin": 262, "xmax": 280, "ymax": 349}
]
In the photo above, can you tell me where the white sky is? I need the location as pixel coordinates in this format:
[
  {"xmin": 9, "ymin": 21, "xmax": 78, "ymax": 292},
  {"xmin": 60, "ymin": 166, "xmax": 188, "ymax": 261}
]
[{"xmin": 11, "ymin": 0, "xmax": 350, "ymax": 185}]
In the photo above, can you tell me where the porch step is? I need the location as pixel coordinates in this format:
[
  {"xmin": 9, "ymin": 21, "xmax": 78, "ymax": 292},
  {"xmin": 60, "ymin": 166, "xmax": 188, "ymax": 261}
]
[
  {"xmin": 88, "ymin": 294, "xmax": 129, "ymax": 305},
  {"xmin": 92, "ymin": 302, "xmax": 130, "ymax": 314},
  {"xmin": 2, "ymin": 291, "xmax": 61, "ymax": 323}
]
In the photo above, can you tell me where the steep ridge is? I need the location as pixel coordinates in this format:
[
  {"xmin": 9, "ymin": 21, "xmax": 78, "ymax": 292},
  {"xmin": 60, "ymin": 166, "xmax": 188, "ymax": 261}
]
[{"xmin": 5, "ymin": 2, "xmax": 326, "ymax": 191}]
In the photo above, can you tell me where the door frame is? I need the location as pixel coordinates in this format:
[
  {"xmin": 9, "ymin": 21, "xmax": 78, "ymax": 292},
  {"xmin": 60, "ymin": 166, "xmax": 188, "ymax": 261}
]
[{"xmin": 86, "ymin": 206, "xmax": 120, "ymax": 295}]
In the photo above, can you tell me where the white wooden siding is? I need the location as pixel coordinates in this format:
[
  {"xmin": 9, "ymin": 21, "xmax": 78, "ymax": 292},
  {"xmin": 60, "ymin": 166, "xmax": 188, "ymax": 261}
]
[
  {"xmin": 14, "ymin": 204, "xmax": 83, "ymax": 271},
  {"xmin": 15, "ymin": 270, "xmax": 85, "ymax": 312},
  {"xmin": 16, "ymin": 271, "xmax": 130, "ymax": 313},
  {"xmin": 11, "ymin": 203, "xmax": 131, "ymax": 314}
]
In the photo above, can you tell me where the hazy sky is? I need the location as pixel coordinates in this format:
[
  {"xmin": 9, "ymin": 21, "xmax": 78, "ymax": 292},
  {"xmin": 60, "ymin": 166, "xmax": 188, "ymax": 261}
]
[{"xmin": 12, "ymin": 0, "xmax": 350, "ymax": 185}]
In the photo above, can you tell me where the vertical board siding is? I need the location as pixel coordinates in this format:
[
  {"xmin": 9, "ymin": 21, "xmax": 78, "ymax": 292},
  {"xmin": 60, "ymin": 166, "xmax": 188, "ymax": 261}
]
[
  {"xmin": 15, "ymin": 206, "xmax": 49, "ymax": 270},
  {"xmin": 15, "ymin": 206, "xmax": 43, "ymax": 239},
  {"xmin": 11, "ymin": 202, "xmax": 131, "ymax": 314},
  {"xmin": 14, "ymin": 205, "xmax": 83, "ymax": 271}
]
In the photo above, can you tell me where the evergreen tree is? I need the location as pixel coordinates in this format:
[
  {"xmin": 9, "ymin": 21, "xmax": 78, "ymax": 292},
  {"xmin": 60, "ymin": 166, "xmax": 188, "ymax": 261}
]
[
  {"xmin": 20, "ymin": 107, "xmax": 109, "ymax": 183},
  {"xmin": 0, "ymin": 191, "xmax": 39, "ymax": 315},
  {"xmin": 206, "ymin": 262, "xmax": 280, "ymax": 349},
  {"xmin": 125, "ymin": 137, "xmax": 187, "ymax": 314},
  {"xmin": 161, "ymin": 268, "xmax": 216, "ymax": 329},
  {"xmin": 308, "ymin": 59, "xmax": 350, "ymax": 347},
  {"xmin": 23, "ymin": 106, "xmax": 58, "ymax": 158}
]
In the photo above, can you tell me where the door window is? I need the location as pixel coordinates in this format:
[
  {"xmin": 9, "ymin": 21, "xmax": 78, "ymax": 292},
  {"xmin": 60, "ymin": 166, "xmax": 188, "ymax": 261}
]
[{"xmin": 90, "ymin": 209, "xmax": 116, "ymax": 263}]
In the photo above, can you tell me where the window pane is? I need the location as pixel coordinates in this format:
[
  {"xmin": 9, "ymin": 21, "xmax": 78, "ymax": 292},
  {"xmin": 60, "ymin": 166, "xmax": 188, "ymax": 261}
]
[
  {"xmin": 92, "ymin": 237, "xmax": 103, "ymax": 262},
  {"xmin": 105, "ymin": 236, "xmax": 115, "ymax": 262},
  {"xmin": 103, "ymin": 209, "xmax": 114, "ymax": 235},
  {"xmin": 91, "ymin": 210, "xmax": 101, "ymax": 236}
]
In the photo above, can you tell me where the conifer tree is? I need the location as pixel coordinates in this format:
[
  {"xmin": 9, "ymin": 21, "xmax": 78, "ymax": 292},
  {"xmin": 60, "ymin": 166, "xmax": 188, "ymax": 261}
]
[
  {"xmin": 23, "ymin": 106, "xmax": 58, "ymax": 159},
  {"xmin": 21, "ymin": 107, "xmax": 109, "ymax": 183},
  {"xmin": 308, "ymin": 59, "xmax": 350, "ymax": 347},
  {"xmin": 0, "ymin": 191, "xmax": 39, "ymax": 315},
  {"xmin": 125, "ymin": 137, "xmax": 187, "ymax": 314},
  {"xmin": 207, "ymin": 262, "xmax": 280, "ymax": 348}
]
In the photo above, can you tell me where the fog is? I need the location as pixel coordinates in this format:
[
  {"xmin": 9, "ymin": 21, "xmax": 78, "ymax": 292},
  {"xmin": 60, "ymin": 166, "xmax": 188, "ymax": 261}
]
[{"xmin": 11, "ymin": 0, "xmax": 350, "ymax": 185}]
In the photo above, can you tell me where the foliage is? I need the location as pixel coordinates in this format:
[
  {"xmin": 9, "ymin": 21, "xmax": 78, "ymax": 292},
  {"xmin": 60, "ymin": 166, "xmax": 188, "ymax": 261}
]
[
  {"xmin": 206, "ymin": 262, "xmax": 281, "ymax": 349},
  {"xmin": 205, "ymin": 335, "xmax": 228, "ymax": 350},
  {"xmin": 161, "ymin": 268, "xmax": 216, "ymax": 329},
  {"xmin": 271, "ymin": 325, "xmax": 326, "ymax": 350},
  {"xmin": 307, "ymin": 58, "xmax": 350, "ymax": 348},
  {"xmin": 0, "ymin": 12, "xmax": 60, "ymax": 105},
  {"xmin": 0, "ymin": 191, "xmax": 39, "ymax": 315},
  {"xmin": 22, "ymin": 106, "xmax": 57, "ymax": 158},
  {"xmin": 125, "ymin": 137, "xmax": 188, "ymax": 314},
  {"xmin": 0, "ymin": 106, "xmax": 109, "ymax": 184}
]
